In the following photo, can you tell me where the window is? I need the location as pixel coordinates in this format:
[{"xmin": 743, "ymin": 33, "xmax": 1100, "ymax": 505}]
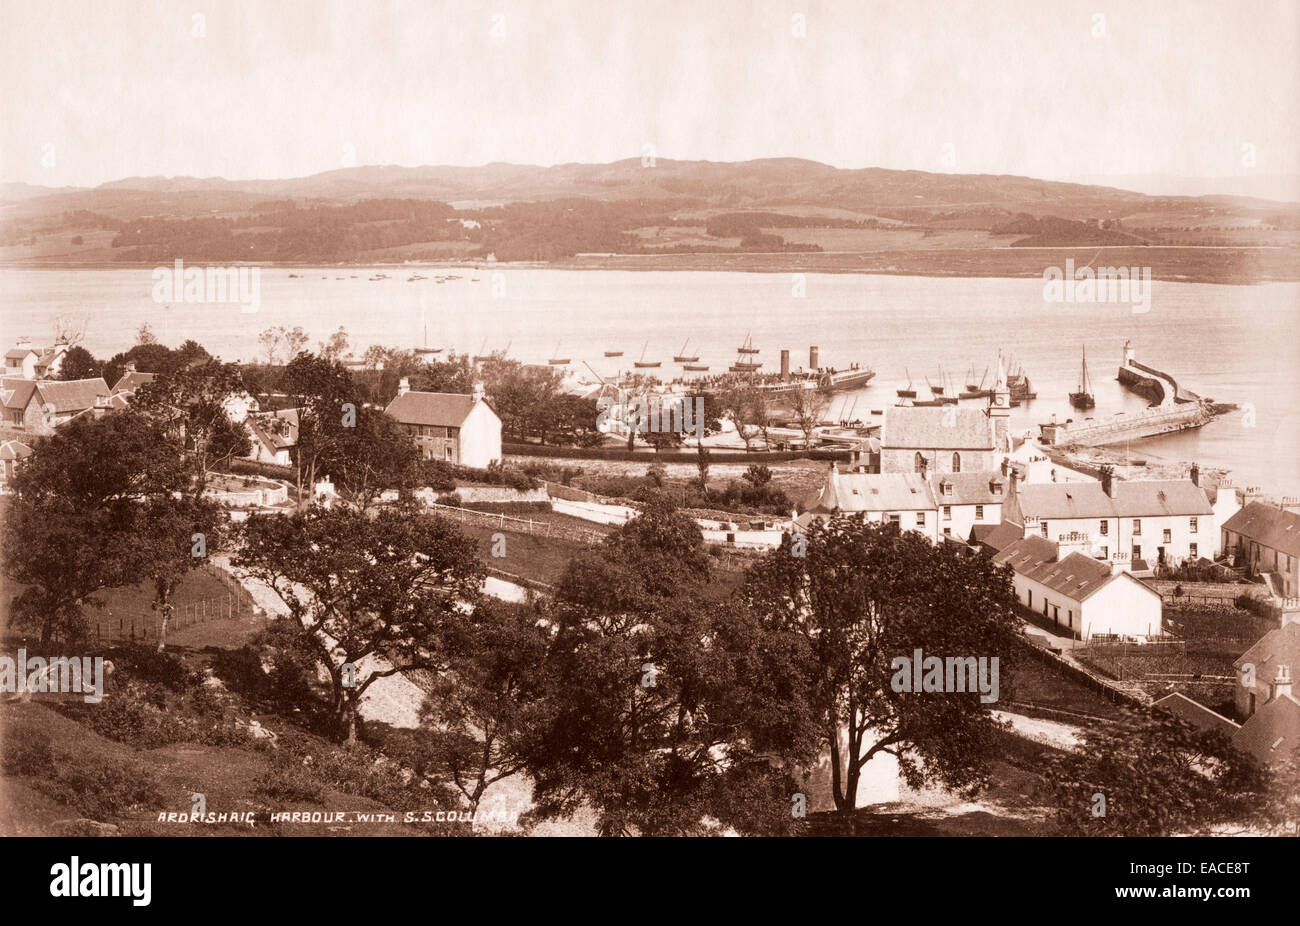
[
  {"xmin": 1027, "ymin": 590, "xmax": 1032, "ymax": 608},
  {"xmin": 1043, "ymin": 598, "xmax": 1049, "ymax": 615},
  {"xmin": 952, "ymin": 452, "xmax": 961, "ymax": 473},
  {"xmin": 1132, "ymin": 519, "xmax": 1141, "ymax": 536},
  {"xmin": 1040, "ymin": 521, "xmax": 1048, "ymax": 538},
  {"xmin": 1067, "ymin": 609, "xmax": 1073, "ymax": 629},
  {"xmin": 916, "ymin": 512, "xmax": 926, "ymax": 526},
  {"xmin": 943, "ymin": 527, "xmax": 952, "ymax": 537},
  {"xmin": 1099, "ymin": 545, "xmax": 1108, "ymax": 559},
  {"xmin": 943, "ymin": 506, "xmax": 952, "ymax": 520},
  {"xmin": 444, "ymin": 446, "xmax": 454, "ymax": 462},
  {"xmin": 975, "ymin": 505, "xmax": 985, "ymax": 520},
  {"xmin": 1189, "ymin": 543, "xmax": 1198, "ymax": 559},
  {"xmin": 1189, "ymin": 517, "xmax": 1198, "ymax": 534},
  {"xmin": 1132, "ymin": 544, "xmax": 1142, "ymax": 562},
  {"xmin": 914, "ymin": 452, "xmax": 924, "ymax": 473},
  {"xmin": 991, "ymin": 482, "xmax": 1003, "ymax": 496},
  {"xmin": 1100, "ymin": 519, "xmax": 1108, "ymax": 536},
  {"xmin": 887, "ymin": 513, "xmax": 900, "ymax": 525},
  {"xmin": 1053, "ymin": 605, "xmax": 1059, "ymax": 621},
  {"xmin": 1162, "ymin": 528, "xmax": 1172, "ymax": 543}
]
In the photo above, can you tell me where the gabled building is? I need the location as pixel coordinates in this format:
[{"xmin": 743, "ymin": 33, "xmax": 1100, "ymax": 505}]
[
  {"xmin": 928, "ymin": 471, "xmax": 1007, "ymax": 542},
  {"xmin": 878, "ymin": 358, "xmax": 1012, "ymax": 475},
  {"xmin": 992, "ymin": 533, "xmax": 1163, "ymax": 640},
  {"xmin": 384, "ymin": 378, "xmax": 502, "ymax": 469},
  {"xmin": 4, "ymin": 338, "xmax": 70, "ymax": 380},
  {"xmin": 110, "ymin": 363, "xmax": 158, "ymax": 396},
  {"xmin": 1221, "ymin": 502, "xmax": 1300, "ymax": 598},
  {"xmin": 1233, "ymin": 621, "xmax": 1300, "ymax": 720},
  {"xmin": 1005, "ymin": 465, "xmax": 1215, "ymax": 572},
  {"xmin": 1, "ymin": 376, "xmax": 113, "ymax": 435},
  {"xmin": 0, "ymin": 439, "xmax": 34, "ymax": 490},
  {"xmin": 246, "ymin": 408, "xmax": 300, "ymax": 467},
  {"xmin": 795, "ymin": 465, "xmax": 938, "ymax": 542}
]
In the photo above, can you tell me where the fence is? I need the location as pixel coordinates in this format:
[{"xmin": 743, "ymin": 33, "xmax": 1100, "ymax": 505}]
[{"xmin": 90, "ymin": 592, "xmax": 247, "ymax": 645}]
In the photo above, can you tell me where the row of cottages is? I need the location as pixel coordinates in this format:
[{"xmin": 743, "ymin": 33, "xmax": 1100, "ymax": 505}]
[
  {"xmin": 1221, "ymin": 502, "xmax": 1300, "ymax": 598},
  {"xmin": 990, "ymin": 533, "xmax": 1163, "ymax": 640},
  {"xmin": 794, "ymin": 463, "xmax": 1007, "ymax": 542},
  {"xmin": 384, "ymin": 378, "xmax": 502, "ymax": 469},
  {"xmin": 1, "ymin": 376, "xmax": 117, "ymax": 435},
  {"xmin": 1153, "ymin": 621, "xmax": 1300, "ymax": 769},
  {"xmin": 4, "ymin": 338, "xmax": 70, "ymax": 380},
  {"xmin": 1002, "ymin": 464, "xmax": 1217, "ymax": 574}
]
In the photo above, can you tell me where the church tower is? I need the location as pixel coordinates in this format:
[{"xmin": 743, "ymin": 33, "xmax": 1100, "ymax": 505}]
[{"xmin": 988, "ymin": 354, "xmax": 1011, "ymax": 454}]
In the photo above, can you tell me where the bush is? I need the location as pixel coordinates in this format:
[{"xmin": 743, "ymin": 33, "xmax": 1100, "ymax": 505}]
[
  {"xmin": 3, "ymin": 736, "xmax": 162, "ymax": 818},
  {"xmin": 111, "ymin": 645, "xmax": 199, "ymax": 691}
]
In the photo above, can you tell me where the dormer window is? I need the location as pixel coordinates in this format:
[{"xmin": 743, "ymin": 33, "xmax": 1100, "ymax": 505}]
[{"xmin": 990, "ymin": 480, "xmax": 1003, "ymax": 495}]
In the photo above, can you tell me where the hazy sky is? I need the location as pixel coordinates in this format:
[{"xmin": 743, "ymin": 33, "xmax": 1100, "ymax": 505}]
[{"xmin": 4, "ymin": 0, "xmax": 1298, "ymax": 189}]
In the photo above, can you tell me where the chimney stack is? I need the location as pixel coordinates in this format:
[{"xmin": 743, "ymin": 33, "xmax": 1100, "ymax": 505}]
[
  {"xmin": 1100, "ymin": 464, "xmax": 1115, "ymax": 498},
  {"xmin": 809, "ymin": 346, "xmax": 820, "ymax": 371},
  {"xmin": 472, "ymin": 381, "xmax": 485, "ymax": 403},
  {"xmin": 124, "ymin": 361, "xmax": 136, "ymax": 373},
  {"xmin": 397, "ymin": 376, "xmax": 410, "ymax": 396},
  {"xmin": 1271, "ymin": 665, "xmax": 1293, "ymax": 702},
  {"xmin": 1190, "ymin": 462, "xmax": 1200, "ymax": 487},
  {"xmin": 780, "ymin": 349, "xmax": 790, "ymax": 381}
]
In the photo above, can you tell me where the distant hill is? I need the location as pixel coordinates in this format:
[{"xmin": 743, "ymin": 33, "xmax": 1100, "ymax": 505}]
[{"xmin": 2, "ymin": 159, "xmax": 1297, "ymax": 280}]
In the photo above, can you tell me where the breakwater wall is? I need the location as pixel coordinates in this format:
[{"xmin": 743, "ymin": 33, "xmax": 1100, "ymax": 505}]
[{"xmin": 1051, "ymin": 403, "xmax": 1212, "ymax": 447}]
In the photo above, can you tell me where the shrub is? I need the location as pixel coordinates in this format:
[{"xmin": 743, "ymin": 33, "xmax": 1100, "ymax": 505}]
[{"xmin": 111, "ymin": 645, "xmax": 199, "ymax": 692}]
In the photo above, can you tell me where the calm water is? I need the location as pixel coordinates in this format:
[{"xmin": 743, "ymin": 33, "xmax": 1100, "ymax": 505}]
[{"xmin": 3, "ymin": 267, "xmax": 1297, "ymax": 494}]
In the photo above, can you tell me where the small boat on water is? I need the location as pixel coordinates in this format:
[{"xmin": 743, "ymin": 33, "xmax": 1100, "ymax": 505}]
[
  {"xmin": 1070, "ymin": 346, "xmax": 1096, "ymax": 410},
  {"xmin": 633, "ymin": 341, "xmax": 661, "ymax": 369},
  {"xmin": 289, "ymin": 273, "xmax": 301, "ymax": 278},
  {"xmin": 407, "ymin": 274, "xmax": 427, "ymax": 282},
  {"xmin": 547, "ymin": 342, "xmax": 570, "ymax": 365},
  {"xmin": 896, "ymin": 368, "xmax": 917, "ymax": 399},
  {"xmin": 959, "ymin": 364, "xmax": 992, "ymax": 400},
  {"xmin": 673, "ymin": 339, "xmax": 699, "ymax": 363},
  {"xmin": 683, "ymin": 363, "xmax": 709, "ymax": 372},
  {"xmin": 604, "ymin": 350, "xmax": 624, "ymax": 357},
  {"xmin": 730, "ymin": 333, "xmax": 762, "ymax": 372}
]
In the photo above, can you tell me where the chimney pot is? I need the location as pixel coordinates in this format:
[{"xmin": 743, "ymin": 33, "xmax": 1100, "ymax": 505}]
[{"xmin": 398, "ymin": 376, "xmax": 410, "ymax": 396}]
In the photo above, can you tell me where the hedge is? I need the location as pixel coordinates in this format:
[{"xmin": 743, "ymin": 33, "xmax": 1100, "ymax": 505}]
[{"xmin": 504, "ymin": 443, "xmax": 850, "ymax": 464}]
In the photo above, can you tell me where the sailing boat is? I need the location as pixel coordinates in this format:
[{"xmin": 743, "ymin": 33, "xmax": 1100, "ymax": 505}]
[
  {"xmin": 896, "ymin": 368, "xmax": 917, "ymax": 399},
  {"xmin": 930, "ymin": 365, "xmax": 946, "ymax": 395},
  {"xmin": 547, "ymin": 342, "xmax": 570, "ymax": 365},
  {"xmin": 673, "ymin": 338, "xmax": 699, "ymax": 363},
  {"xmin": 1070, "ymin": 346, "xmax": 1095, "ymax": 409},
  {"xmin": 730, "ymin": 332, "xmax": 762, "ymax": 372},
  {"xmin": 413, "ymin": 311, "xmax": 443, "ymax": 359},
  {"xmin": 633, "ymin": 341, "xmax": 661, "ymax": 368}
]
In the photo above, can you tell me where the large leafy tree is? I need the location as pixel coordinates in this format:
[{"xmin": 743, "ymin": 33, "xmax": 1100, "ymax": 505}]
[
  {"xmin": 280, "ymin": 352, "xmax": 359, "ymax": 498},
  {"xmin": 1045, "ymin": 711, "xmax": 1273, "ymax": 835},
  {"xmin": 131, "ymin": 359, "xmax": 252, "ymax": 499},
  {"xmin": 742, "ymin": 516, "xmax": 1022, "ymax": 826},
  {"xmin": 526, "ymin": 494, "xmax": 817, "ymax": 835},
  {"xmin": 317, "ymin": 407, "xmax": 420, "ymax": 512},
  {"xmin": 418, "ymin": 598, "xmax": 552, "ymax": 815},
  {"xmin": 235, "ymin": 505, "xmax": 484, "ymax": 743},
  {"xmin": 3, "ymin": 414, "xmax": 188, "ymax": 645}
]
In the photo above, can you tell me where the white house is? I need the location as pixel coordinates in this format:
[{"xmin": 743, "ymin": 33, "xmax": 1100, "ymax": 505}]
[
  {"xmin": 246, "ymin": 408, "xmax": 299, "ymax": 466},
  {"xmin": 1006, "ymin": 465, "xmax": 1216, "ymax": 573},
  {"xmin": 384, "ymin": 379, "xmax": 502, "ymax": 469},
  {"xmin": 796, "ymin": 465, "xmax": 938, "ymax": 542},
  {"xmin": 993, "ymin": 533, "xmax": 1163, "ymax": 640},
  {"xmin": 4, "ymin": 338, "xmax": 69, "ymax": 380},
  {"xmin": 928, "ymin": 471, "xmax": 1007, "ymax": 542}
]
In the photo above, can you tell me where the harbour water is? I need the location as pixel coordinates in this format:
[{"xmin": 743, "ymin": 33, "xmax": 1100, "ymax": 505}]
[{"xmin": 2, "ymin": 267, "xmax": 1297, "ymax": 495}]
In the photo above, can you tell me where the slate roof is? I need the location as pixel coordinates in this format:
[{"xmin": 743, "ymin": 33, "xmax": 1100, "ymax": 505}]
[
  {"xmin": 111, "ymin": 371, "xmax": 158, "ymax": 394},
  {"xmin": 385, "ymin": 391, "xmax": 487, "ymax": 427},
  {"xmin": 810, "ymin": 470, "xmax": 936, "ymax": 513},
  {"xmin": 1153, "ymin": 692, "xmax": 1241, "ymax": 737},
  {"xmin": 4, "ymin": 348, "xmax": 36, "ymax": 361},
  {"xmin": 991, "ymin": 535, "xmax": 1137, "ymax": 604},
  {"xmin": 1015, "ymin": 479, "xmax": 1212, "ymax": 521},
  {"xmin": 33, "ymin": 378, "xmax": 112, "ymax": 414},
  {"xmin": 0, "ymin": 439, "xmax": 33, "ymax": 461},
  {"xmin": 882, "ymin": 405, "xmax": 994, "ymax": 450},
  {"xmin": 0, "ymin": 378, "xmax": 37, "ymax": 411},
  {"xmin": 1234, "ymin": 623, "xmax": 1300, "ymax": 694},
  {"xmin": 930, "ymin": 472, "xmax": 1007, "ymax": 506},
  {"xmin": 974, "ymin": 521, "xmax": 1025, "ymax": 552},
  {"xmin": 248, "ymin": 408, "xmax": 300, "ymax": 451},
  {"xmin": 1222, "ymin": 502, "xmax": 1300, "ymax": 558},
  {"xmin": 1233, "ymin": 694, "xmax": 1300, "ymax": 766}
]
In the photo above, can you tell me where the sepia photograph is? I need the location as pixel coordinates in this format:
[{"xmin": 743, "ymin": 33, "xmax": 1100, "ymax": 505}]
[{"xmin": 1, "ymin": 0, "xmax": 1296, "ymax": 909}]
